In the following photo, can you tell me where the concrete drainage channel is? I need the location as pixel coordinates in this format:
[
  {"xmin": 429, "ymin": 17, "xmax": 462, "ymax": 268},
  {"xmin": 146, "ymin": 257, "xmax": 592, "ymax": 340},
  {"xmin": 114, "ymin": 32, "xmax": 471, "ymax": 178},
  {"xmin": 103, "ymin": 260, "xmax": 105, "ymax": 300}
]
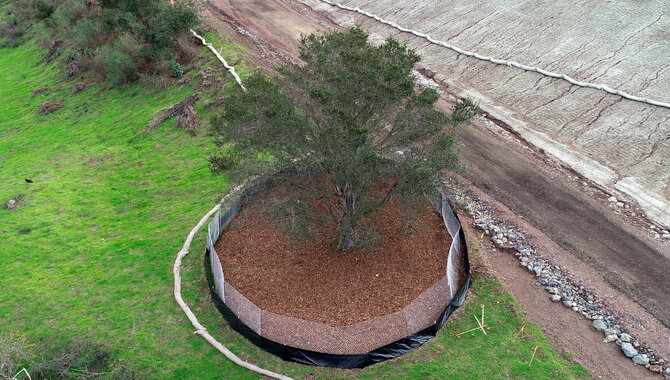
[{"xmin": 459, "ymin": 194, "xmax": 669, "ymax": 376}]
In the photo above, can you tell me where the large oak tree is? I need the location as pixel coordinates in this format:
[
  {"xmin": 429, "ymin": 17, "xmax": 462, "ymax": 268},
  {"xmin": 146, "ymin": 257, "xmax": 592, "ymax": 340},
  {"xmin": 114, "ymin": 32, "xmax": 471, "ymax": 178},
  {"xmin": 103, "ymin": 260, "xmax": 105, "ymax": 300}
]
[{"xmin": 210, "ymin": 28, "xmax": 478, "ymax": 250}]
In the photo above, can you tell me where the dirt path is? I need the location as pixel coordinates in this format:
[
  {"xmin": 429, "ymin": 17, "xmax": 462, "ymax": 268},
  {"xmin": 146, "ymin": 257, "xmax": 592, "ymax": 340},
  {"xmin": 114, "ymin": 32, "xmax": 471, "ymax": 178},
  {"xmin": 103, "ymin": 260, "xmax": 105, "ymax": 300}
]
[
  {"xmin": 455, "ymin": 101, "xmax": 670, "ymax": 328},
  {"xmin": 201, "ymin": 1, "xmax": 670, "ymax": 376},
  {"xmin": 461, "ymin": 212, "xmax": 656, "ymax": 380}
]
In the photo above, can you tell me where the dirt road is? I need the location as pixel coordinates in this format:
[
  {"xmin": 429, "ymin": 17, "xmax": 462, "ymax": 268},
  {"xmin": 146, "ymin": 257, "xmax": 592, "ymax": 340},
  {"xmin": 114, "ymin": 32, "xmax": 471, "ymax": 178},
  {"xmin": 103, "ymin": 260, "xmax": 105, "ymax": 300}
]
[{"xmin": 457, "ymin": 105, "xmax": 670, "ymax": 327}]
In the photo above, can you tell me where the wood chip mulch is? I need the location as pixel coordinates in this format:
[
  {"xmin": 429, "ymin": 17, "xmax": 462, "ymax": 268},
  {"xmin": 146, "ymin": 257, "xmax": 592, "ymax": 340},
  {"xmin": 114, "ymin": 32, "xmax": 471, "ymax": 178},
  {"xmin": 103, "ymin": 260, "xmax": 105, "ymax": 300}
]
[{"xmin": 215, "ymin": 196, "xmax": 452, "ymax": 327}]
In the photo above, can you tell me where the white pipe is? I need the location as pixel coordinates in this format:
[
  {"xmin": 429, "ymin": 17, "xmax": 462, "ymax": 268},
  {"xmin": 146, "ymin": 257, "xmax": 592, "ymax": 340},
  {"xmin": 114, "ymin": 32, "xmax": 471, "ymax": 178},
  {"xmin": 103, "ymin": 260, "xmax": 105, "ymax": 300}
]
[
  {"xmin": 173, "ymin": 182, "xmax": 292, "ymax": 380},
  {"xmin": 190, "ymin": 29, "xmax": 247, "ymax": 92}
]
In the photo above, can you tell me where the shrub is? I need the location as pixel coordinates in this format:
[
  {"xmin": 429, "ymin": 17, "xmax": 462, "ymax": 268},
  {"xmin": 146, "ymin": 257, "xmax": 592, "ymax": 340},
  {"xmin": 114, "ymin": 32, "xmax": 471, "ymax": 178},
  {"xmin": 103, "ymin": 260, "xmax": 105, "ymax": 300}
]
[
  {"xmin": 35, "ymin": 0, "xmax": 54, "ymax": 19},
  {"xmin": 176, "ymin": 34, "xmax": 196, "ymax": 64},
  {"xmin": 49, "ymin": 3, "xmax": 75, "ymax": 36},
  {"xmin": 0, "ymin": 16, "xmax": 27, "ymax": 47},
  {"xmin": 93, "ymin": 43, "xmax": 138, "ymax": 85},
  {"xmin": 171, "ymin": 62, "xmax": 183, "ymax": 78},
  {"xmin": 143, "ymin": 1, "xmax": 197, "ymax": 50},
  {"xmin": 71, "ymin": 17, "xmax": 106, "ymax": 49},
  {"xmin": 30, "ymin": 341, "xmax": 133, "ymax": 380},
  {"xmin": 3, "ymin": 0, "xmax": 200, "ymax": 86}
]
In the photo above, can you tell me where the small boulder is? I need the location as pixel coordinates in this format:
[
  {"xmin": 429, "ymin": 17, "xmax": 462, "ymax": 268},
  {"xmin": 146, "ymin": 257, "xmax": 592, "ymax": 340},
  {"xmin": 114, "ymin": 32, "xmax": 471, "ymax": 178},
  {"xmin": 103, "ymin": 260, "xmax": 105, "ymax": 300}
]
[
  {"xmin": 592, "ymin": 319, "xmax": 607, "ymax": 332},
  {"xmin": 603, "ymin": 334, "xmax": 617, "ymax": 343},
  {"xmin": 44, "ymin": 40, "xmax": 63, "ymax": 61},
  {"xmin": 604, "ymin": 328, "xmax": 619, "ymax": 336},
  {"xmin": 67, "ymin": 61, "xmax": 80, "ymax": 78},
  {"xmin": 198, "ymin": 68, "xmax": 214, "ymax": 79},
  {"xmin": 619, "ymin": 333, "xmax": 632, "ymax": 342},
  {"xmin": 195, "ymin": 80, "xmax": 211, "ymax": 92},
  {"xmin": 550, "ymin": 294, "xmax": 561, "ymax": 302},
  {"xmin": 621, "ymin": 342, "xmax": 637, "ymax": 358},
  {"xmin": 632, "ymin": 354, "xmax": 649, "ymax": 366}
]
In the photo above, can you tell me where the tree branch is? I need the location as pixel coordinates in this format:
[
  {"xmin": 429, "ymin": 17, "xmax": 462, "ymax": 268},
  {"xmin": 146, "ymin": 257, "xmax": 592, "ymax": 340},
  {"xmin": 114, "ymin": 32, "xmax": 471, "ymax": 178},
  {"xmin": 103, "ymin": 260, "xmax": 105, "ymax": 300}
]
[
  {"xmin": 360, "ymin": 182, "xmax": 397, "ymax": 217},
  {"xmin": 318, "ymin": 197, "xmax": 339, "ymax": 223}
]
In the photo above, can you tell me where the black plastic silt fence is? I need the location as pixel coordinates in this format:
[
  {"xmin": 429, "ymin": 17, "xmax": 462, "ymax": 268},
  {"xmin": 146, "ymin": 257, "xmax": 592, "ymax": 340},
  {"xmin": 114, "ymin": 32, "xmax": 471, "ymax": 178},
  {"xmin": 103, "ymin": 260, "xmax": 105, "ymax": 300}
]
[{"xmin": 204, "ymin": 192, "xmax": 471, "ymax": 368}]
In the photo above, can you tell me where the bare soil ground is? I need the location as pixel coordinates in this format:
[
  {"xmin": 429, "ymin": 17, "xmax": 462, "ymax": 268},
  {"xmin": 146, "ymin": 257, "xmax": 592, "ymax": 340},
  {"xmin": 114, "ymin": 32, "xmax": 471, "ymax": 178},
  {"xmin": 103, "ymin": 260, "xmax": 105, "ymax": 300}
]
[
  {"xmin": 462, "ymin": 211, "xmax": 656, "ymax": 380},
  {"xmin": 214, "ymin": 197, "xmax": 451, "ymax": 326},
  {"xmin": 201, "ymin": 1, "xmax": 670, "ymax": 377}
]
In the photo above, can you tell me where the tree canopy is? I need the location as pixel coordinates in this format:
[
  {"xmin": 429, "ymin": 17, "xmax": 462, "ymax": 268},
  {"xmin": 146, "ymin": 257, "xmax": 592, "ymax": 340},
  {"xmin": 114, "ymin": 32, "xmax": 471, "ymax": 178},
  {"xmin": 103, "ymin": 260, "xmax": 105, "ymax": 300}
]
[{"xmin": 210, "ymin": 28, "xmax": 479, "ymax": 251}]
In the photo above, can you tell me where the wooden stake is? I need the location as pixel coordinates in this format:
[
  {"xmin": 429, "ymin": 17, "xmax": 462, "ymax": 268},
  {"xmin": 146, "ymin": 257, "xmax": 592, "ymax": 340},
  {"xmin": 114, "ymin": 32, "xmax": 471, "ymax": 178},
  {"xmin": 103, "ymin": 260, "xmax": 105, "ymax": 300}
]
[
  {"xmin": 529, "ymin": 346, "xmax": 538, "ymax": 366},
  {"xmin": 455, "ymin": 325, "xmax": 487, "ymax": 337},
  {"xmin": 474, "ymin": 315, "xmax": 487, "ymax": 335},
  {"xmin": 481, "ymin": 304, "xmax": 485, "ymax": 326}
]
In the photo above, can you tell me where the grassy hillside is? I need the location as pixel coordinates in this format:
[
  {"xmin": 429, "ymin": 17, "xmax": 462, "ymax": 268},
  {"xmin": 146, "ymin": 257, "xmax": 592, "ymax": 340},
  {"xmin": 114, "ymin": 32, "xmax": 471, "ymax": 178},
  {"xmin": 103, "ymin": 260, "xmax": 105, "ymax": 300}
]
[{"xmin": 0, "ymin": 31, "xmax": 585, "ymax": 378}]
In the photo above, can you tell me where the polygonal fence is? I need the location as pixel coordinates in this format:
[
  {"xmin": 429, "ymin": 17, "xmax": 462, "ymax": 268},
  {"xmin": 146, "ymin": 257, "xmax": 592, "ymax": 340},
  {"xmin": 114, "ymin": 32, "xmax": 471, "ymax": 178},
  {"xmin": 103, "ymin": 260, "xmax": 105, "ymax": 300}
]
[{"xmin": 204, "ymin": 192, "xmax": 470, "ymax": 368}]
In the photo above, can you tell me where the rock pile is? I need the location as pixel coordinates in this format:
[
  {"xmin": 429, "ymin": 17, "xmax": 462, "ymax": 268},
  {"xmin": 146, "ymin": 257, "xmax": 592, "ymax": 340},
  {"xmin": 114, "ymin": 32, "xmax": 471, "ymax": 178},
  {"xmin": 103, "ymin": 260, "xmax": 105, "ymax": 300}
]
[{"xmin": 461, "ymin": 194, "xmax": 668, "ymax": 375}]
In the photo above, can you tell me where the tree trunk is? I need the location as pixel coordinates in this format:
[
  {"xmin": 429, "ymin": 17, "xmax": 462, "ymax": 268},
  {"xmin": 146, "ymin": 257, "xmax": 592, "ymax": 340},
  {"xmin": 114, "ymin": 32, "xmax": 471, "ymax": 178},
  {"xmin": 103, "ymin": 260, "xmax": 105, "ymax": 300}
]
[
  {"xmin": 336, "ymin": 185, "xmax": 358, "ymax": 251},
  {"xmin": 338, "ymin": 216, "xmax": 357, "ymax": 251}
]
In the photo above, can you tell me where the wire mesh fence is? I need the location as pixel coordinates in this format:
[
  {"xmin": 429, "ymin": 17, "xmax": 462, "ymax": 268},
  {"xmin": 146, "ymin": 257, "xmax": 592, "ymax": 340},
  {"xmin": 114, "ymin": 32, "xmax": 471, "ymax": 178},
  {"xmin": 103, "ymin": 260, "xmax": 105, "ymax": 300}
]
[{"xmin": 204, "ymin": 191, "xmax": 470, "ymax": 367}]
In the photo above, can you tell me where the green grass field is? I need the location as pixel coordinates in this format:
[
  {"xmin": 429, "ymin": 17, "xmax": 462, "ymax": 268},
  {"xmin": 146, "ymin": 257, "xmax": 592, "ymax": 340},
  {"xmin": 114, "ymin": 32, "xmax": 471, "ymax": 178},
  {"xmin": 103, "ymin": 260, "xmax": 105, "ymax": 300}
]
[{"xmin": 0, "ymin": 28, "xmax": 586, "ymax": 379}]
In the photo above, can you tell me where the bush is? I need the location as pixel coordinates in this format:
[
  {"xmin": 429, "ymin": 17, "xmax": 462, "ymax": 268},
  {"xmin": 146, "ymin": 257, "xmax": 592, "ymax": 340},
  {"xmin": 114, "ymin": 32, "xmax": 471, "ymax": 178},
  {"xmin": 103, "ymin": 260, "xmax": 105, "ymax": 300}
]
[
  {"xmin": 35, "ymin": 0, "xmax": 55, "ymax": 19},
  {"xmin": 143, "ymin": 1, "xmax": 197, "ymax": 50},
  {"xmin": 93, "ymin": 43, "xmax": 138, "ymax": 85},
  {"xmin": 30, "ymin": 341, "xmax": 133, "ymax": 380},
  {"xmin": 71, "ymin": 17, "xmax": 106, "ymax": 49},
  {"xmin": 3, "ymin": 0, "xmax": 199, "ymax": 86},
  {"xmin": 171, "ymin": 62, "xmax": 183, "ymax": 78},
  {"xmin": 0, "ymin": 15, "xmax": 27, "ymax": 47},
  {"xmin": 176, "ymin": 34, "xmax": 196, "ymax": 64}
]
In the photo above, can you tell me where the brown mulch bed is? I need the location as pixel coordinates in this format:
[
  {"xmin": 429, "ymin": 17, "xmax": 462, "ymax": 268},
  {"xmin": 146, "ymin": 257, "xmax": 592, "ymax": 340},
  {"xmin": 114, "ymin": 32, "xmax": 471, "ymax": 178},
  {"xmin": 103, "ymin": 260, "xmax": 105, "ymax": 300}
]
[{"xmin": 215, "ymin": 195, "xmax": 451, "ymax": 327}]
